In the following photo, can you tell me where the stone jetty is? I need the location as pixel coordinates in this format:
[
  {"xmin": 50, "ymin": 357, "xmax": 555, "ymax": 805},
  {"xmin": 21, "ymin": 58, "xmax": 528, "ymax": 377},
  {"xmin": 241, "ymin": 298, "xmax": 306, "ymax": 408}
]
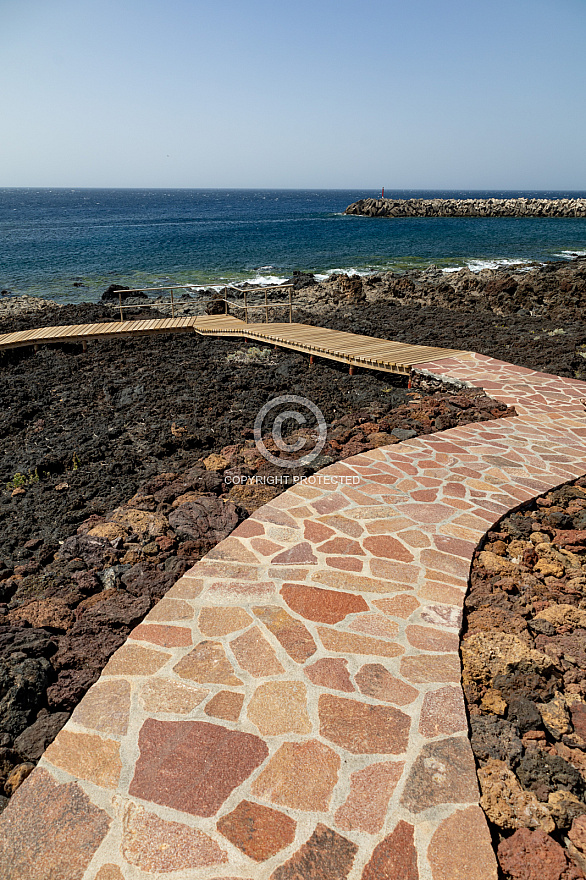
[{"xmin": 345, "ymin": 197, "xmax": 586, "ymax": 218}]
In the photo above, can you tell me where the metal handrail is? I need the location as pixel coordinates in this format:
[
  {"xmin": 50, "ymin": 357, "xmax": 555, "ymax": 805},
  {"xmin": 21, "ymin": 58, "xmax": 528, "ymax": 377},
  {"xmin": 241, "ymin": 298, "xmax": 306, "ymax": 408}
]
[{"xmin": 114, "ymin": 282, "xmax": 295, "ymax": 323}]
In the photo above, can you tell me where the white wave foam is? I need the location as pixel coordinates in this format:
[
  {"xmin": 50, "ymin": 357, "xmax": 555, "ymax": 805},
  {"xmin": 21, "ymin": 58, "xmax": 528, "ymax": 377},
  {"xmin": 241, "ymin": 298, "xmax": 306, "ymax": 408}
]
[
  {"xmin": 555, "ymin": 249, "xmax": 586, "ymax": 258},
  {"xmin": 241, "ymin": 273, "xmax": 290, "ymax": 287},
  {"xmin": 443, "ymin": 258, "xmax": 535, "ymax": 274},
  {"xmin": 317, "ymin": 267, "xmax": 374, "ymax": 280}
]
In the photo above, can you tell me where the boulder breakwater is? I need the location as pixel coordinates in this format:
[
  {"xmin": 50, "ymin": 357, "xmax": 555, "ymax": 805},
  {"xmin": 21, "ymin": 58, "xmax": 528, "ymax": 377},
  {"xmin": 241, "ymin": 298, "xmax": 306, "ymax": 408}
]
[{"xmin": 345, "ymin": 197, "xmax": 586, "ymax": 218}]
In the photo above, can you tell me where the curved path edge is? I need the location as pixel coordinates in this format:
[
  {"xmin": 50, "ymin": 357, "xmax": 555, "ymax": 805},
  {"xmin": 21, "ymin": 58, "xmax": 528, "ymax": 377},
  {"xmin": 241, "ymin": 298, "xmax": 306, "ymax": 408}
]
[{"xmin": 1, "ymin": 351, "xmax": 585, "ymax": 880}]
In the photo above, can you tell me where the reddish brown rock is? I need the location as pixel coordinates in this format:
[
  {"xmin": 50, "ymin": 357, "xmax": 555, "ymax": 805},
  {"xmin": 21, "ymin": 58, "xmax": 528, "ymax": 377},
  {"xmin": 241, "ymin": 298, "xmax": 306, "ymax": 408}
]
[
  {"xmin": 129, "ymin": 719, "xmax": 268, "ymax": 817},
  {"xmin": 173, "ymin": 641, "xmax": 243, "ymax": 686},
  {"xmin": 318, "ymin": 627, "xmax": 403, "ymax": 658},
  {"xmin": 401, "ymin": 737, "xmax": 479, "ymax": 812},
  {"xmin": 374, "ymin": 595, "xmax": 420, "ymax": 618},
  {"xmin": 0, "ymin": 768, "xmax": 111, "ymax": 880},
  {"xmin": 247, "ymin": 681, "xmax": 311, "ymax": 735},
  {"xmin": 311, "ymin": 569, "xmax": 398, "ymax": 593},
  {"xmin": 361, "ymin": 821, "xmax": 418, "ymax": 880},
  {"xmin": 349, "ymin": 612, "xmax": 399, "ymax": 639},
  {"xmin": 319, "ymin": 694, "xmax": 410, "ymax": 754},
  {"xmin": 280, "ymin": 583, "xmax": 368, "ymax": 623},
  {"xmin": 304, "ymin": 520, "xmax": 336, "ymax": 543},
  {"xmin": 206, "ymin": 537, "xmax": 258, "ymax": 563},
  {"xmin": 569, "ymin": 814, "xmax": 586, "ymax": 853},
  {"xmin": 326, "ymin": 555, "xmax": 364, "ymax": 571},
  {"xmin": 251, "ymin": 739, "xmax": 340, "ymax": 811},
  {"xmin": 204, "ymin": 691, "xmax": 244, "ymax": 721},
  {"xmin": 130, "ymin": 623, "xmax": 192, "ymax": 647},
  {"xmin": 363, "ymin": 535, "xmax": 415, "ymax": 562},
  {"xmin": 497, "ymin": 827, "xmax": 576, "ymax": 880},
  {"xmin": 355, "ymin": 663, "xmax": 418, "ymax": 705},
  {"xmin": 166, "ymin": 575, "xmax": 204, "ymax": 600},
  {"xmin": 270, "ymin": 823, "xmax": 357, "ymax": 880},
  {"xmin": 311, "ymin": 493, "xmax": 350, "ymax": 515},
  {"xmin": 571, "ymin": 703, "xmax": 586, "ymax": 740},
  {"xmin": 406, "ymin": 624, "xmax": 459, "ymax": 652},
  {"xmin": 253, "ymin": 605, "xmax": 317, "ymax": 662},
  {"xmin": 305, "ymin": 657, "xmax": 354, "ymax": 692},
  {"xmin": 8, "ymin": 598, "xmax": 74, "ymax": 631},
  {"xmin": 251, "ymin": 537, "xmax": 286, "ymax": 556},
  {"xmin": 418, "ymin": 686, "xmax": 467, "ymax": 737},
  {"xmin": 122, "ymin": 802, "xmax": 226, "ymax": 872},
  {"xmin": 71, "ymin": 679, "xmax": 130, "ymax": 737},
  {"xmin": 205, "ymin": 579, "xmax": 276, "ymax": 601},
  {"xmin": 272, "ymin": 542, "xmax": 318, "ymax": 565},
  {"xmin": 217, "ymin": 800, "xmax": 296, "ymax": 861},
  {"xmin": 428, "ymin": 806, "xmax": 498, "ymax": 880},
  {"xmin": 102, "ymin": 643, "xmax": 171, "ymax": 676},
  {"xmin": 44, "ymin": 730, "xmax": 121, "ymax": 789},
  {"xmin": 147, "ymin": 596, "xmax": 195, "ymax": 620},
  {"xmin": 335, "ymin": 761, "xmax": 405, "ymax": 833},
  {"xmin": 369, "ymin": 558, "xmax": 420, "ymax": 584},
  {"xmin": 138, "ymin": 678, "xmax": 208, "ymax": 714},
  {"xmin": 198, "ymin": 606, "xmax": 253, "ymax": 636},
  {"xmin": 400, "ymin": 654, "xmax": 461, "ymax": 683},
  {"xmin": 93, "ymin": 867, "xmax": 124, "ymax": 880},
  {"xmin": 318, "ymin": 537, "xmax": 365, "ymax": 556},
  {"xmin": 318, "ymin": 513, "xmax": 364, "ymax": 537},
  {"xmin": 230, "ymin": 625, "xmax": 285, "ymax": 677}
]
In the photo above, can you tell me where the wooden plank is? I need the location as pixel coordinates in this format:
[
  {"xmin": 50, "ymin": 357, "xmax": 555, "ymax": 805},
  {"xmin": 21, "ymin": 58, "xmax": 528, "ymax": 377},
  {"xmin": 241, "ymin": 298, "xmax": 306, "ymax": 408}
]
[{"xmin": 0, "ymin": 314, "xmax": 468, "ymax": 376}]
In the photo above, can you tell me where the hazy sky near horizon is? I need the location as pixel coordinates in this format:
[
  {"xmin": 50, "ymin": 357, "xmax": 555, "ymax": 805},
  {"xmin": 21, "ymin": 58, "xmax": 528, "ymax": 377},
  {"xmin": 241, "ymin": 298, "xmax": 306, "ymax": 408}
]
[{"xmin": 1, "ymin": 0, "xmax": 585, "ymax": 189}]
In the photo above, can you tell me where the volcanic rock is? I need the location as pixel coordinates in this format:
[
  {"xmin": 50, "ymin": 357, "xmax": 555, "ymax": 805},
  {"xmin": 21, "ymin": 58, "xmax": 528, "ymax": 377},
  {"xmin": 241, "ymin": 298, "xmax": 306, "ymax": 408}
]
[
  {"xmin": 168, "ymin": 496, "xmax": 240, "ymax": 549},
  {"xmin": 470, "ymin": 715, "xmax": 524, "ymax": 767},
  {"xmin": 478, "ymin": 759, "xmax": 555, "ymax": 833},
  {"xmin": 497, "ymin": 827, "xmax": 585, "ymax": 880},
  {"xmin": 517, "ymin": 751, "xmax": 586, "ymax": 802},
  {"xmin": 13, "ymin": 711, "xmax": 70, "ymax": 761}
]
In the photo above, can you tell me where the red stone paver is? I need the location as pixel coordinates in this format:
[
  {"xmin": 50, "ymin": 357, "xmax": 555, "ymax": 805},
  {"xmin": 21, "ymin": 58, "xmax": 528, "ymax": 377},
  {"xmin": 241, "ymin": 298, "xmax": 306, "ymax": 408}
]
[
  {"xmin": 129, "ymin": 719, "xmax": 268, "ymax": 816},
  {"xmin": 335, "ymin": 761, "xmax": 405, "ymax": 833},
  {"xmin": 361, "ymin": 820, "xmax": 419, "ymax": 880},
  {"xmin": 280, "ymin": 582, "xmax": 368, "ymax": 623},
  {"xmin": 121, "ymin": 802, "xmax": 227, "ymax": 871},
  {"xmin": 6, "ymin": 347, "xmax": 586, "ymax": 877},
  {"xmin": 230, "ymin": 625, "xmax": 285, "ymax": 677},
  {"xmin": 251, "ymin": 739, "xmax": 340, "ymax": 811},
  {"xmin": 217, "ymin": 800, "xmax": 296, "ymax": 861}
]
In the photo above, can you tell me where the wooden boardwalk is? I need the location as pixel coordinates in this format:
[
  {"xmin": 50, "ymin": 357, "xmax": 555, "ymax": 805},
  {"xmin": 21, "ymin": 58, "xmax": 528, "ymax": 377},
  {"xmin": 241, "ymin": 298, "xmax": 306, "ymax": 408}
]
[{"xmin": 0, "ymin": 315, "xmax": 468, "ymax": 374}]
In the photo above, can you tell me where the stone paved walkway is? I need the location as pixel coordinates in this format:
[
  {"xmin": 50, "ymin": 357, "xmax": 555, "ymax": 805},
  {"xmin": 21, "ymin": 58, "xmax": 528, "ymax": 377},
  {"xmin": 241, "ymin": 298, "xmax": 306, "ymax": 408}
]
[{"xmin": 1, "ymin": 352, "xmax": 585, "ymax": 880}]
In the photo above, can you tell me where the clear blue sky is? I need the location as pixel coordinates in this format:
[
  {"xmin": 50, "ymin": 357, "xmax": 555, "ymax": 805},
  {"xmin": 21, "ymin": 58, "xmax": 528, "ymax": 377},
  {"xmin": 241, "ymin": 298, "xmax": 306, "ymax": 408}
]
[{"xmin": 1, "ymin": 0, "xmax": 585, "ymax": 189}]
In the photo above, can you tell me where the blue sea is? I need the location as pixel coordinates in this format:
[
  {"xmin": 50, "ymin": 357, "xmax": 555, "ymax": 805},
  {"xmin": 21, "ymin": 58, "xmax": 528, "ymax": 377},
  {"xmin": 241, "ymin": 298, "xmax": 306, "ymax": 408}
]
[{"xmin": 1, "ymin": 188, "xmax": 585, "ymax": 304}]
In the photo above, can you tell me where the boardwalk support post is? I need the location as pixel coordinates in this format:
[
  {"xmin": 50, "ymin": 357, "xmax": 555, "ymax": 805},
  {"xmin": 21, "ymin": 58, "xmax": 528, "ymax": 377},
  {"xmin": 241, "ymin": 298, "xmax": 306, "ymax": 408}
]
[
  {"xmin": 119, "ymin": 293, "xmax": 123, "ymax": 322},
  {"xmin": 349, "ymin": 365, "xmax": 356, "ymax": 375},
  {"xmin": 170, "ymin": 288, "xmax": 175, "ymax": 318}
]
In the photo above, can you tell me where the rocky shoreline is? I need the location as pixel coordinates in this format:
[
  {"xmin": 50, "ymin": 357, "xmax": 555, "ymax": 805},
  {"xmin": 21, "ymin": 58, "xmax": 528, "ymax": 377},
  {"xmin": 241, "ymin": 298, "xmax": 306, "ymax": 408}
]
[{"xmin": 345, "ymin": 196, "xmax": 586, "ymax": 218}]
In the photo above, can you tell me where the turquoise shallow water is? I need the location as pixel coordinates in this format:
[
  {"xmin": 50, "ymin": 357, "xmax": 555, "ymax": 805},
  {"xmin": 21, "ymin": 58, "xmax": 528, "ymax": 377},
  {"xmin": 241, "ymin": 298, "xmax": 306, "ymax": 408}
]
[{"xmin": 1, "ymin": 188, "xmax": 585, "ymax": 303}]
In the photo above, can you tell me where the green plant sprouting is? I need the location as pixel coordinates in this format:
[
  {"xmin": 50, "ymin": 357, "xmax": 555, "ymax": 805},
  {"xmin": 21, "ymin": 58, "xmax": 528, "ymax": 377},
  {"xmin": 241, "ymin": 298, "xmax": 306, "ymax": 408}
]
[{"xmin": 6, "ymin": 469, "xmax": 39, "ymax": 490}]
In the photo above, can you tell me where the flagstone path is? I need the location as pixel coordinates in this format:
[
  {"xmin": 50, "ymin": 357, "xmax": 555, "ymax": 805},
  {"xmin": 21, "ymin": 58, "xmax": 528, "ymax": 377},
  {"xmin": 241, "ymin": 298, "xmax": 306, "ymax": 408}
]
[{"xmin": 1, "ymin": 351, "xmax": 585, "ymax": 880}]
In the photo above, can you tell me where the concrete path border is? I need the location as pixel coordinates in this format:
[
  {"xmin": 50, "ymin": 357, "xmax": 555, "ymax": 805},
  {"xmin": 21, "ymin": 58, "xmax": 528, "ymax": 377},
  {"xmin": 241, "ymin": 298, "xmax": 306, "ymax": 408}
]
[{"xmin": 0, "ymin": 351, "xmax": 585, "ymax": 879}]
